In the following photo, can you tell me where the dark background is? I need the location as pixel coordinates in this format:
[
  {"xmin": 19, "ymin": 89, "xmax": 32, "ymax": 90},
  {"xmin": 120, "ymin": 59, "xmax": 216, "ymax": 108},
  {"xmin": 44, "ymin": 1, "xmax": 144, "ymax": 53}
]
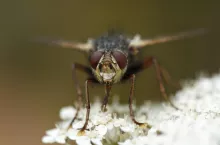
[{"xmin": 0, "ymin": 0, "xmax": 219, "ymax": 145}]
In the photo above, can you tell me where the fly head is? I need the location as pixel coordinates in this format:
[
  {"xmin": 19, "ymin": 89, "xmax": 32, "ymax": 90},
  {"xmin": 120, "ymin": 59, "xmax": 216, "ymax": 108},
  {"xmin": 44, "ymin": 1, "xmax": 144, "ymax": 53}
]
[{"xmin": 89, "ymin": 34, "xmax": 129, "ymax": 84}]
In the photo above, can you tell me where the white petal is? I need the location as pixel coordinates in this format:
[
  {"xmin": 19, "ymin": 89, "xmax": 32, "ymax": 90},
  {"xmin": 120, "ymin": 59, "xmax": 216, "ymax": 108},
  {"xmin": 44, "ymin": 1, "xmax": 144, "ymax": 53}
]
[
  {"xmin": 55, "ymin": 135, "xmax": 66, "ymax": 144},
  {"xmin": 91, "ymin": 138, "xmax": 103, "ymax": 145},
  {"xmin": 118, "ymin": 139, "xmax": 133, "ymax": 145},
  {"xmin": 107, "ymin": 122, "xmax": 113, "ymax": 130},
  {"xmin": 72, "ymin": 121, "xmax": 93, "ymax": 130},
  {"xmin": 56, "ymin": 120, "xmax": 71, "ymax": 129},
  {"xmin": 46, "ymin": 128, "xmax": 59, "ymax": 137},
  {"xmin": 72, "ymin": 121, "xmax": 84, "ymax": 129},
  {"xmin": 135, "ymin": 136, "xmax": 149, "ymax": 145},
  {"xmin": 120, "ymin": 125, "xmax": 133, "ymax": 133},
  {"xmin": 91, "ymin": 112, "xmax": 112, "ymax": 125},
  {"xmin": 95, "ymin": 125, "xmax": 107, "ymax": 136},
  {"xmin": 114, "ymin": 118, "xmax": 125, "ymax": 127},
  {"xmin": 42, "ymin": 135, "xmax": 55, "ymax": 143},
  {"xmin": 76, "ymin": 137, "xmax": 91, "ymax": 145},
  {"xmin": 67, "ymin": 129, "xmax": 78, "ymax": 140},
  {"xmin": 60, "ymin": 106, "xmax": 76, "ymax": 120}
]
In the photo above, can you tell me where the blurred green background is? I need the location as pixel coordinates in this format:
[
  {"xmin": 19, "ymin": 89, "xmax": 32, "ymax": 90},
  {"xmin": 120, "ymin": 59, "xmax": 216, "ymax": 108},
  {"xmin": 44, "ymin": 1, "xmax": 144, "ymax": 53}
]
[{"xmin": 0, "ymin": 0, "xmax": 218, "ymax": 145}]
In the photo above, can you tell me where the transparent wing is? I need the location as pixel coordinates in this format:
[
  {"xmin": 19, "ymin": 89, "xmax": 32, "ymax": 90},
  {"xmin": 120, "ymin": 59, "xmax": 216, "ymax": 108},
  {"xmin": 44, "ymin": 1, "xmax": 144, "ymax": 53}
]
[
  {"xmin": 37, "ymin": 38, "xmax": 94, "ymax": 52},
  {"xmin": 130, "ymin": 28, "xmax": 207, "ymax": 48}
]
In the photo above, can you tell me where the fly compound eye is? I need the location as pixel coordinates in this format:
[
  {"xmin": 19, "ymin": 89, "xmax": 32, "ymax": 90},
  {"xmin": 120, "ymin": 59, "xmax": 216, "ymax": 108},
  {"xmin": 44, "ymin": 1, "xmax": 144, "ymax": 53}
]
[
  {"xmin": 90, "ymin": 51, "xmax": 104, "ymax": 69},
  {"xmin": 112, "ymin": 51, "xmax": 127, "ymax": 69}
]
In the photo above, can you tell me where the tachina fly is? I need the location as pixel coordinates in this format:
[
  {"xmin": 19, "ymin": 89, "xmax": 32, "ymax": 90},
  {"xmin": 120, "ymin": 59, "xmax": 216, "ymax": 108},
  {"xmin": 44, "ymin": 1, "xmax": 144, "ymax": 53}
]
[{"xmin": 42, "ymin": 29, "xmax": 206, "ymax": 135}]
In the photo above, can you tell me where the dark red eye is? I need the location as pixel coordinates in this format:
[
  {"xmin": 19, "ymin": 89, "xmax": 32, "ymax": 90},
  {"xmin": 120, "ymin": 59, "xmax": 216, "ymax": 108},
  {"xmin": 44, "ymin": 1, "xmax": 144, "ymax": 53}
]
[
  {"xmin": 90, "ymin": 51, "xmax": 104, "ymax": 69},
  {"xmin": 112, "ymin": 51, "xmax": 127, "ymax": 69}
]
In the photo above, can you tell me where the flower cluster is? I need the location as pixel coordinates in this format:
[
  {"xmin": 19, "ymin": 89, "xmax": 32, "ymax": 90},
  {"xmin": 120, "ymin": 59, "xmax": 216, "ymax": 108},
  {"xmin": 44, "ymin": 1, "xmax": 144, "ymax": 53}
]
[{"xmin": 42, "ymin": 73, "xmax": 220, "ymax": 145}]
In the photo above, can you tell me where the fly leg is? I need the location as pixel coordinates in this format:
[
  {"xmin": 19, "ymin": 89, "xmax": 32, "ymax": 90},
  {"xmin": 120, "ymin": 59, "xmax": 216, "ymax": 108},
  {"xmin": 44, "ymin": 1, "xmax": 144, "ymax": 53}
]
[
  {"xmin": 159, "ymin": 65, "xmax": 181, "ymax": 89},
  {"xmin": 123, "ymin": 56, "xmax": 179, "ymax": 110},
  {"xmin": 77, "ymin": 79, "xmax": 94, "ymax": 136},
  {"xmin": 128, "ymin": 74, "xmax": 152, "ymax": 128},
  {"xmin": 145, "ymin": 57, "xmax": 179, "ymax": 110},
  {"xmin": 67, "ymin": 63, "xmax": 93, "ymax": 130},
  {"xmin": 101, "ymin": 84, "xmax": 112, "ymax": 112}
]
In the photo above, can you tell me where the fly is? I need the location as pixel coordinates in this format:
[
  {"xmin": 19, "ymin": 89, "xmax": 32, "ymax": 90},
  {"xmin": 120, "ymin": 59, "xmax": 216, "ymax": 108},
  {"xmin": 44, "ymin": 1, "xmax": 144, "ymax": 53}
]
[{"xmin": 42, "ymin": 28, "xmax": 206, "ymax": 135}]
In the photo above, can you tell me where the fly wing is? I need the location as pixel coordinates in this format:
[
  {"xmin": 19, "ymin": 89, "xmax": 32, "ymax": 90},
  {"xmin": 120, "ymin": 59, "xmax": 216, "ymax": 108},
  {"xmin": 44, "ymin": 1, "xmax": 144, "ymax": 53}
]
[
  {"xmin": 129, "ymin": 28, "xmax": 207, "ymax": 48},
  {"xmin": 38, "ymin": 38, "xmax": 94, "ymax": 52}
]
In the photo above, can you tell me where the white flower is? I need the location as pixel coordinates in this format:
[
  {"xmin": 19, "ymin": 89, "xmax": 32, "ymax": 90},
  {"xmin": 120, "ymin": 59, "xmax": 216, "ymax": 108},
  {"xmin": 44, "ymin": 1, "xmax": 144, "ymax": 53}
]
[
  {"xmin": 95, "ymin": 125, "xmax": 108, "ymax": 136},
  {"xmin": 42, "ymin": 119, "xmax": 71, "ymax": 144},
  {"xmin": 60, "ymin": 106, "xmax": 76, "ymax": 120},
  {"xmin": 113, "ymin": 116, "xmax": 135, "ymax": 133},
  {"xmin": 42, "ymin": 72, "xmax": 220, "ymax": 145},
  {"xmin": 42, "ymin": 128, "xmax": 66, "ymax": 144},
  {"xmin": 67, "ymin": 128, "xmax": 104, "ymax": 145},
  {"xmin": 91, "ymin": 112, "xmax": 113, "ymax": 130},
  {"xmin": 71, "ymin": 121, "xmax": 93, "ymax": 130},
  {"xmin": 118, "ymin": 136, "xmax": 149, "ymax": 145}
]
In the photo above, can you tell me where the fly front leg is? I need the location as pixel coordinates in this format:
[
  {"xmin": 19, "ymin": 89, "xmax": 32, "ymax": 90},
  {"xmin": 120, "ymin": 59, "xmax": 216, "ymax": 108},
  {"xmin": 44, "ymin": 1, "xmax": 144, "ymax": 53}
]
[
  {"xmin": 128, "ymin": 74, "xmax": 152, "ymax": 128},
  {"xmin": 77, "ymin": 79, "xmax": 93, "ymax": 136},
  {"xmin": 67, "ymin": 63, "xmax": 93, "ymax": 130},
  {"xmin": 101, "ymin": 84, "xmax": 112, "ymax": 112}
]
